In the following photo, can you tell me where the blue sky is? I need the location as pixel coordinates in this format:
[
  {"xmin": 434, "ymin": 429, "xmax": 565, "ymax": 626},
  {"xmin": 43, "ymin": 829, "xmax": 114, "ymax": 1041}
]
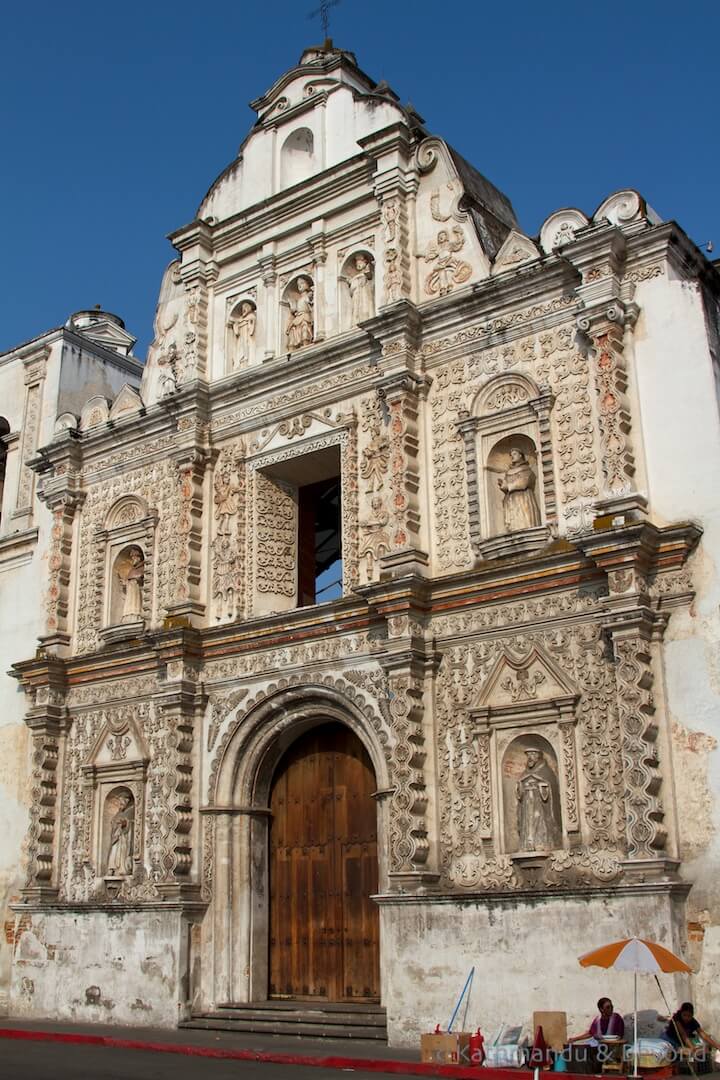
[{"xmin": 1, "ymin": 0, "xmax": 717, "ymax": 358}]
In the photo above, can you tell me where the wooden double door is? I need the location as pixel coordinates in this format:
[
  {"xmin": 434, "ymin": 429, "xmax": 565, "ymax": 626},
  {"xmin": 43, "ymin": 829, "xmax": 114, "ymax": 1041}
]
[{"xmin": 269, "ymin": 723, "xmax": 380, "ymax": 1002}]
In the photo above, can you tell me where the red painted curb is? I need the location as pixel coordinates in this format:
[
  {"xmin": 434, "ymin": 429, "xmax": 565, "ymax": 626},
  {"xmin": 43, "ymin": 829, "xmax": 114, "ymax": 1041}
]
[{"xmin": 0, "ymin": 1026, "xmax": 558, "ymax": 1079}]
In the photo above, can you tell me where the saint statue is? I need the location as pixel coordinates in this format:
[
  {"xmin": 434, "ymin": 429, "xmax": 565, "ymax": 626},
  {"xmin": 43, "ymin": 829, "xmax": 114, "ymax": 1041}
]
[
  {"xmin": 516, "ymin": 749, "xmax": 561, "ymax": 851},
  {"xmin": 347, "ymin": 254, "xmax": 374, "ymax": 324},
  {"xmin": 106, "ymin": 793, "xmax": 134, "ymax": 876},
  {"xmin": 424, "ymin": 227, "xmax": 472, "ymax": 296},
  {"xmin": 497, "ymin": 448, "xmax": 541, "ymax": 533},
  {"xmin": 119, "ymin": 547, "xmax": 144, "ymax": 623},
  {"xmin": 214, "ymin": 465, "xmax": 241, "ymax": 537},
  {"xmin": 286, "ymin": 276, "xmax": 314, "ymax": 351},
  {"xmin": 384, "ymin": 248, "xmax": 402, "ymax": 303},
  {"xmin": 359, "ymin": 496, "xmax": 391, "ymax": 576},
  {"xmin": 229, "ymin": 301, "xmax": 256, "ymax": 369},
  {"xmin": 157, "ymin": 342, "xmax": 179, "ymax": 398},
  {"xmin": 360, "ymin": 432, "xmax": 390, "ymax": 492}
]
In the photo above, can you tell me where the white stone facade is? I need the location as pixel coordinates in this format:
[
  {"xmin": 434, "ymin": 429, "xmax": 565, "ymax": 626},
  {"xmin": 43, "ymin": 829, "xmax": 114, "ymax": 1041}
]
[{"xmin": 1, "ymin": 44, "xmax": 719, "ymax": 1044}]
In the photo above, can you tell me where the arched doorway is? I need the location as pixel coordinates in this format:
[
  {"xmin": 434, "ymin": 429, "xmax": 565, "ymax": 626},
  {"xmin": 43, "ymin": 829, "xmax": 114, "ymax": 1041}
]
[{"xmin": 268, "ymin": 722, "xmax": 380, "ymax": 1002}]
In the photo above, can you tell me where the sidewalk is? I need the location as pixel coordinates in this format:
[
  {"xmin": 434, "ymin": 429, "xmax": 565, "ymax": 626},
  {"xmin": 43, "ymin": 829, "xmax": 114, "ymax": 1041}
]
[{"xmin": 0, "ymin": 1018, "xmax": 534, "ymax": 1079}]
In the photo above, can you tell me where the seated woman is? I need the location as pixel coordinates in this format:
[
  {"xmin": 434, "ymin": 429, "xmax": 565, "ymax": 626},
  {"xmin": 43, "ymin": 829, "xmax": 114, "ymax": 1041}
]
[
  {"xmin": 661, "ymin": 1003, "xmax": 720, "ymax": 1071},
  {"xmin": 569, "ymin": 997, "xmax": 626, "ymax": 1045}
]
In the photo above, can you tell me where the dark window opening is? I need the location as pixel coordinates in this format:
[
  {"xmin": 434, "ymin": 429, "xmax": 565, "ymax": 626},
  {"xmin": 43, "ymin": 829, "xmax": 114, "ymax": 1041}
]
[
  {"xmin": 0, "ymin": 417, "xmax": 9, "ymax": 529},
  {"xmin": 297, "ymin": 476, "xmax": 342, "ymax": 607}
]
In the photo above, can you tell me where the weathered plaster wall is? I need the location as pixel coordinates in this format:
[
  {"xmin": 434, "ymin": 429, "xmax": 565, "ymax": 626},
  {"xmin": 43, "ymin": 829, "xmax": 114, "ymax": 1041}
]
[
  {"xmin": 381, "ymin": 892, "xmax": 689, "ymax": 1047},
  {"xmin": 9, "ymin": 910, "xmax": 188, "ymax": 1027},
  {"xmin": 0, "ymin": 346, "xmax": 59, "ymax": 1014},
  {"xmin": 58, "ymin": 341, "xmax": 141, "ymax": 419},
  {"xmin": 634, "ymin": 270, "xmax": 720, "ymax": 1028}
]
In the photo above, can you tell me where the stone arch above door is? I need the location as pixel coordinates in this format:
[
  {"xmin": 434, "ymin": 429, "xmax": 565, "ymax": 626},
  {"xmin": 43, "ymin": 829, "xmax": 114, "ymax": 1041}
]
[{"xmin": 202, "ymin": 676, "xmax": 392, "ymax": 1009}]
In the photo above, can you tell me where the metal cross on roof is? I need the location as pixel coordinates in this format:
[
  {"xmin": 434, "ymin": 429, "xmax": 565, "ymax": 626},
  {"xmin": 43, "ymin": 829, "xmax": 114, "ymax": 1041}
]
[{"xmin": 307, "ymin": 0, "xmax": 341, "ymax": 41}]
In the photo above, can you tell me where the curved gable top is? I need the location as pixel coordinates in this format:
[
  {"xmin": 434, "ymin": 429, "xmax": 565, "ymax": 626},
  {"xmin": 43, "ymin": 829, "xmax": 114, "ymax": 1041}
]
[{"xmin": 196, "ymin": 46, "xmax": 414, "ymax": 223}]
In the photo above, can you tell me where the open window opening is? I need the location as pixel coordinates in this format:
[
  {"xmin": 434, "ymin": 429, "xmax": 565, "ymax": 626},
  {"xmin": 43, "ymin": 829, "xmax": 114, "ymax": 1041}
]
[
  {"xmin": 256, "ymin": 444, "xmax": 343, "ymax": 615},
  {"xmin": 298, "ymin": 476, "xmax": 342, "ymax": 607}
]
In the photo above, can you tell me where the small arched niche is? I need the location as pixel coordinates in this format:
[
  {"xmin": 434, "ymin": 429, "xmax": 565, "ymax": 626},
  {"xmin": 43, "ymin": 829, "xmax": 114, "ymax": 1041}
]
[
  {"xmin": 280, "ymin": 127, "xmax": 315, "ymax": 188},
  {"xmin": 502, "ymin": 733, "xmax": 562, "ymax": 855},
  {"xmin": 109, "ymin": 544, "xmax": 145, "ymax": 627},
  {"xmin": 486, "ymin": 433, "xmax": 542, "ymax": 537},
  {"xmin": 102, "ymin": 785, "xmax": 135, "ymax": 878},
  {"xmin": 282, "ymin": 275, "xmax": 315, "ymax": 353},
  {"xmin": 226, "ymin": 298, "xmax": 257, "ymax": 371},
  {"xmin": 456, "ymin": 373, "xmax": 557, "ymax": 559},
  {"xmin": 339, "ymin": 250, "xmax": 376, "ymax": 330}
]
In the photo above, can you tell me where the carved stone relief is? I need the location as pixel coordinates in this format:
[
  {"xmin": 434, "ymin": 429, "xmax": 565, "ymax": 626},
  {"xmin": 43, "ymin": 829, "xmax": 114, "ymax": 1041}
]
[
  {"xmin": 436, "ymin": 619, "xmax": 624, "ymax": 892},
  {"xmin": 211, "ymin": 441, "xmax": 246, "ymax": 623},
  {"xmin": 75, "ymin": 462, "xmax": 178, "ymax": 653},
  {"xmin": 423, "ymin": 227, "xmax": 472, "ymax": 296}
]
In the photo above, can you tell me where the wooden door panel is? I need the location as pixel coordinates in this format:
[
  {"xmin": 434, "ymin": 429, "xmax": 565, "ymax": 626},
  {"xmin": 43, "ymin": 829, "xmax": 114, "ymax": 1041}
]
[{"xmin": 269, "ymin": 724, "xmax": 380, "ymax": 1002}]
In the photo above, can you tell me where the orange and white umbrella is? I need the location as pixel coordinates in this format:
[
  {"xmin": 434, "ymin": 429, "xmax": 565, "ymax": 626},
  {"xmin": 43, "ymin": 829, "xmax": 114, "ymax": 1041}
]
[
  {"xmin": 579, "ymin": 937, "xmax": 691, "ymax": 975},
  {"xmin": 578, "ymin": 938, "xmax": 691, "ymax": 1077}
]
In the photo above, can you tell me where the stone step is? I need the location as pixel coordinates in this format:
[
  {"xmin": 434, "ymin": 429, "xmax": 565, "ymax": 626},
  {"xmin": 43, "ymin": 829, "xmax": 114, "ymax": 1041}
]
[
  {"xmin": 183, "ymin": 1000, "xmax": 387, "ymax": 1040},
  {"xmin": 217, "ymin": 999, "xmax": 385, "ymax": 1016},
  {"xmin": 181, "ymin": 1016, "xmax": 388, "ymax": 1040},
  {"xmin": 209, "ymin": 1008, "xmax": 386, "ymax": 1027}
]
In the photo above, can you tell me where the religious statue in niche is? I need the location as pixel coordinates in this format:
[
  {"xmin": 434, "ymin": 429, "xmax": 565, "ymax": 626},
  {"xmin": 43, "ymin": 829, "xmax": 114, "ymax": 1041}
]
[
  {"xmin": 359, "ymin": 496, "xmax": 391, "ymax": 575},
  {"xmin": 516, "ymin": 748, "xmax": 561, "ymax": 852},
  {"xmin": 228, "ymin": 300, "xmax": 256, "ymax": 369},
  {"xmin": 286, "ymin": 276, "xmax": 314, "ymax": 351},
  {"xmin": 105, "ymin": 788, "xmax": 135, "ymax": 877},
  {"xmin": 424, "ymin": 227, "xmax": 472, "ymax": 296},
  {"xmin": 342, "ymin": 254, "xmax": 375, "ymax": 325},
  {"xmin": 497, "ymin": 448, "xmax": 541, "ymax": 533},
  {"xmin": 114, "ymin": 546, "xmax": 145, "ymax": 624}
]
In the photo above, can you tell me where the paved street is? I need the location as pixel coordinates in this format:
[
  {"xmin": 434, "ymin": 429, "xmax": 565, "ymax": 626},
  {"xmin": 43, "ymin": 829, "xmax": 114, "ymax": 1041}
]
[{"xmin": 1, "ymin": 1039, "xmax": 387, "ymax": 1080}]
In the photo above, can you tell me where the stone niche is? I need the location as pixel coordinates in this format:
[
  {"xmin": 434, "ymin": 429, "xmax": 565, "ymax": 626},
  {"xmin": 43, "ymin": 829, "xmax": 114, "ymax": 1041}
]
[
  {"xmin": 339, "ymin": 249, "xmax": 376, "ymax": 331},
  {"xmin": 468, "ymin": 645, "xmax": 582, "ymax": 863},
  {"xmin": 457, "ymin": 373, "xmax": 557, "ymax": 560},
  {"xmin": 82, "ymin": 711, "xmax": 149, "ymax": 898},
  {"xmin": 98, "ymin": 496, "xmax": 157, "ymax": 643},
  {"xmin": 225, "ymin": 296, "xmax": 257, "ymax": 371},
  {"xmin": 281, "ymin": 274, "xmax": 315, "ymax": 353}
]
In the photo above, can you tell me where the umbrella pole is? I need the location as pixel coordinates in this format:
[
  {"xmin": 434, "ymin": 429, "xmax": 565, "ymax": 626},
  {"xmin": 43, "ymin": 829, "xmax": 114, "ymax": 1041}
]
[{"xmin": 634, "ymin": 971, "xmax": 639, "ymax": 1078}]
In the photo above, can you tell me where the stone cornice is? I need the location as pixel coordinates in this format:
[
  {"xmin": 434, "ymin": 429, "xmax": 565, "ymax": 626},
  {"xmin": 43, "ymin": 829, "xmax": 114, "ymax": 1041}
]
[
  {"xmin": 11, "ymin": 521, "xmax": 699, "ymax": 696},
  {"xmin": 178, "ymin": 154, "xmax": 376, "ymax": 259},
  {"xmin": 373, "ymin": 878, "xmax": 692, "ymax": 905}
]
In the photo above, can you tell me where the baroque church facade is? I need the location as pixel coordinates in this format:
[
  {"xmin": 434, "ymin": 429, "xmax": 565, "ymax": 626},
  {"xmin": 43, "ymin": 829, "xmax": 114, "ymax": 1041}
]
[{"xmin": 1, "ymin": 44, "xmax": 719, "ymax": 1044}]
